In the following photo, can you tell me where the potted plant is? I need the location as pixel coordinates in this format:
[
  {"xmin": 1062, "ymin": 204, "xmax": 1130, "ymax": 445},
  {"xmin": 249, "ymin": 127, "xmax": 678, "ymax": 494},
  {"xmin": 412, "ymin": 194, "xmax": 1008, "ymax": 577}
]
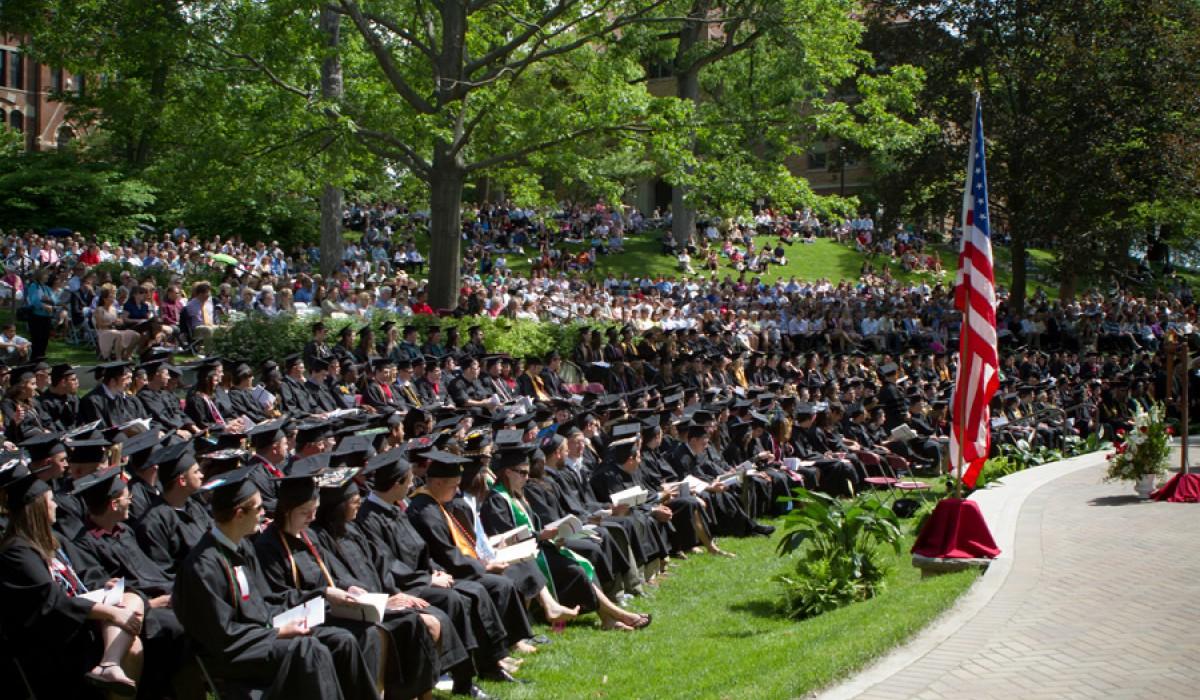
[{"xmin": 1104, "ymin": 402, "xmax": 1172, "ymax": 498}]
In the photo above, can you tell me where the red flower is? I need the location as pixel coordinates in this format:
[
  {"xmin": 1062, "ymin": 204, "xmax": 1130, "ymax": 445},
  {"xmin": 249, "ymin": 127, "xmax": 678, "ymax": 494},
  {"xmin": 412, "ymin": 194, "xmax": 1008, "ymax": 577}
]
[
  {"xmin": 1106, "ymin": 453, "xmax": 1114, "ymax": 460},
  {"xmin": 1116, "ymin": 428, "xmax": 1126, "ymax": 437},
  {"xmin": 1167, "ymin": 427, "xmax": 1175, "ymax": 436},
  {"xmin": 1140, "ymin": 426, "xmax": 1149, "ymax": 434}
]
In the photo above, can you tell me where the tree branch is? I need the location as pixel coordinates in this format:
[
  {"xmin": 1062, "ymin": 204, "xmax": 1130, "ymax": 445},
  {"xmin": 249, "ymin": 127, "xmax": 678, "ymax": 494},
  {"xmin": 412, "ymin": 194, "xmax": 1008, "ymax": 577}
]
[
  {"xmin": 354, "ymin": 127, "xmax": 432, "ymax": 177},
  {"xmin": 362, "ymin": 9, "xmax": 436, "ymax": 62},
  {"xmin": 464, "ymin": 123, "xmax": 651, "ymax": 173},
  {"xmin": 339, "ymin": 0, "xmax": 437, "ymax": 114}
]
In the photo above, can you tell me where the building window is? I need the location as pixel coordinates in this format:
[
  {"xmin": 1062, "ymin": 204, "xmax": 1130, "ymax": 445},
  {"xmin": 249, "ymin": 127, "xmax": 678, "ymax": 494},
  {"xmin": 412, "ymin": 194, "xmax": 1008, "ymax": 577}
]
[
  {"xmin": 51, "ymin": 68, "xmax": 64, "ymax": 93},
  {"xmin": 57, "ymin": 126, "xmax": 74, "ymax": 149},
  {"xmin": 10, "ymin": 110, "xmax": 24, "ymax": 133},
  {"xmin": 0, "ymin": 52, "xmax": 6, "ymax": 88},
  {"xmin": 10, "ymin": 52, "xmax": 23, "ymax": 91},
  {"xmin": 75, "ymin": 73, "xmax": 85, "ymax": 97},
  {"xmin": 807, "ymin": 146, "xmax": 828, "ymax": 171}
]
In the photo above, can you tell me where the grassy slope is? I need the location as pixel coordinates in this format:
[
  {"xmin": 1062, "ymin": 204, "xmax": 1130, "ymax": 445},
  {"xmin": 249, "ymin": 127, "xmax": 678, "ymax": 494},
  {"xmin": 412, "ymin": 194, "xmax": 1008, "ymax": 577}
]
[{"xmin": 474, "ymin": 523, "xmax": 977, "ymax": 700}]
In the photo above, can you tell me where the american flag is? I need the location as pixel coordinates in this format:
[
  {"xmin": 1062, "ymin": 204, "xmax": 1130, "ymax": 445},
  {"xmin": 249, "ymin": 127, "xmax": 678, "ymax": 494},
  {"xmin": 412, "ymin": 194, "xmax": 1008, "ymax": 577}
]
[{"xmin": 951, "ymin": 96, "xmax": 999, "ymax": 488}]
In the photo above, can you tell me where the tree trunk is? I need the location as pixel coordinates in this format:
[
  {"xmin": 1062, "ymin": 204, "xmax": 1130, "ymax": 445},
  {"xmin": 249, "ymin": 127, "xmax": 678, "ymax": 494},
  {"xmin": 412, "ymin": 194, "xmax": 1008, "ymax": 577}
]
[
  {"xmin": 318, "ymin": 4, "xmax": 344, "ymax": 276},
  {"xmin": 320, "ymin": 184, "xmax": 344, "ymax": 276},
  {"xmin": 671, "ymin": 5, "xmax": 706, "ymax": 249},
  {"xmin": 1009, "ymin": 227, "xmax": 1027, "ymax": 317},
  {"xmin": 1058, "ymin": 261, "xmax": 1077, "ymax": 301},
  {"xmin": 427, "ymin": 155, "xmax": 466, "ymax": 310}
]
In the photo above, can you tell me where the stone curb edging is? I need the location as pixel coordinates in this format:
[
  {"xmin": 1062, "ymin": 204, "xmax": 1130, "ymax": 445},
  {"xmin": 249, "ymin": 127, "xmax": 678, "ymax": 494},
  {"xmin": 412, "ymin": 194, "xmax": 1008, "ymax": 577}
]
[{"xmin": 812, "ymin": 450, "xmax": 1110, "ymax": 700}]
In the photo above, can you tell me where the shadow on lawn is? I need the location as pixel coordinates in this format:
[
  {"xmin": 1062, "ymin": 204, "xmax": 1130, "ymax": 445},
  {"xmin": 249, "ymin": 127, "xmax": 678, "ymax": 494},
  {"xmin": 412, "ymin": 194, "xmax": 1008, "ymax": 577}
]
[{"xmin": 728, "ymin": 598, "xmax": 782, "ymax": 620}]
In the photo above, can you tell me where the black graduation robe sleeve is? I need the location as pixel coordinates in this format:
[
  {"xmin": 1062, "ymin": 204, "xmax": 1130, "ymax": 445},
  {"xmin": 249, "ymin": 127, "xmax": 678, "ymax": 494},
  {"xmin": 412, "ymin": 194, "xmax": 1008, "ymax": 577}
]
[
  {"xmin": 406, "ymin": 497, "xmax": 488, "ymax": 580},
  {"xmin": 0, "ymin": 539, "xmax": 95, "ymax": 646}
]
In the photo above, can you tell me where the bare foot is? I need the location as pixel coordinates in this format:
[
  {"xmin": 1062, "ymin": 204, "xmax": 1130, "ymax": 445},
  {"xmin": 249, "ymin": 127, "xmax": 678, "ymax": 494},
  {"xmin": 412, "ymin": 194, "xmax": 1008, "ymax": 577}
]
[
  {"xmin": 514, "ymin": 640, "xmax": 538, "ymax": 654},
  {"xmin": 545, "ymin": 603, "xmax": 580, "ymax": 625},
  {"xmin": 708, "ymin": 546, "xmax": 737, "ymax": 558}
]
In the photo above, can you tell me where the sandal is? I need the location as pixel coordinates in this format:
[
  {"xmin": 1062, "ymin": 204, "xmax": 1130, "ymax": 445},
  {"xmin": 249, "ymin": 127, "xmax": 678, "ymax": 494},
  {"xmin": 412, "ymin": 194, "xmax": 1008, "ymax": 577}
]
[
  {"xmin": 629, "ymin": 613, "xmax": 653, "ymax": 630},
  {"xmin": 85, "ymin": 663, "xmax": 137, "ymax": 698}
]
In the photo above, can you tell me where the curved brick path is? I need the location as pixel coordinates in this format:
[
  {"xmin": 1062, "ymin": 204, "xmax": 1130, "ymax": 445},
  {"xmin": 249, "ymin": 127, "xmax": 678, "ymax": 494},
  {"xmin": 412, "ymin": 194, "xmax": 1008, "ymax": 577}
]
[{"xmin": 821, "ymin": 455, "xmax": 1200, "ymax": 700}]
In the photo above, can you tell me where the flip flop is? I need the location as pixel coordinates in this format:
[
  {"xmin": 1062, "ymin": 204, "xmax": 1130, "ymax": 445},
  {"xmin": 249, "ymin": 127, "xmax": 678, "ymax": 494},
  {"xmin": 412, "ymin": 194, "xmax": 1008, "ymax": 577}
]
[{"xmin": 85, "ymin": 665, "xmax": 137, "ymax": 698}]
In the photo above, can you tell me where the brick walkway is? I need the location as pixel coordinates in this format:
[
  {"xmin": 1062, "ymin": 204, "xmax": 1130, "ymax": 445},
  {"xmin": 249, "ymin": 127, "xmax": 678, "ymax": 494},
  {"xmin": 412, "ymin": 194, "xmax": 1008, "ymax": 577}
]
[{"xmin": 833, "ymin": 460, "xmax": 1200, "ymax": 700}]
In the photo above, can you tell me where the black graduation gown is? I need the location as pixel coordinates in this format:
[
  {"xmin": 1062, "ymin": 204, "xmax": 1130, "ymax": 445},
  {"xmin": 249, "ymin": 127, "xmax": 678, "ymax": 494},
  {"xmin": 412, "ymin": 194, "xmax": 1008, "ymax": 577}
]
[
  {"xmin": 363, "ymin": 381, "xmax": 404, "ymax": 412},
  {"xmin": 228, "ymin": 388, "xmax": 267, "ymax": 423},
  {"xmin": 311, "ymin": 522, "xmax": 466, "ymax": 681},
  {"xmin": 52, "ymin": 479, "xmax": 87, "ymax": 540},
  {"xmin": 252, "ymin": 524, "xmax": 440, "ymax": 699},
  {"xmin": 72, "ymin": 519, "xmax": 190, "ymax": 694},
  {"xmin": 77, "ymin": 386, "xmax": 139, "ymax": 428},
  {"xmin": 136, "ymin": 387, "xmax": 192, "ymax": 431},
  {"xmin": 355, "ymin": 496, "xmax": 520, "ymax": 658},
  {"xmin": 39, "ymin": 391, "xmax": 80, "ymax": 431},
  {"xmin": 407, "ymin": 492, "xmax": 547, "ymax": 602},
  {"xmin": 184, "ymin": 391, "xmax": 227, "ymax": 431},
  {"xmin": 479, "ymin": 488, "xmax": 599, "ymax": 613},
  {"xmin": 278, "ymin": 376, "xmax": 317, "ymax": 416},
  {"xmin": 447, "ymin": 376, "xmax": 489, "ymax": 407},
  {"xmin": 0, "ymin": 398, "xmax": 51, "ymax": 443},
  {"xmin": 0, "ymin": 537, "xmax": 104, "ymax": 698},
  {"xmin": 637, "ymin": 447, "xmax": 708, "ymax": 551},
  {"xmin": 545, "ymin": 462, "xmax": 647, "ymax": 568},
  {"xmin": 305, "ymin": 380, "xmax": 341, "ymax": 413},
  {"xmin": 173, "ymin": 530, "xmax": 375, "ymax": 700},
  {"xmin": 127, "ymin": 475, "xmax": 162, "ymax": 525},
  {"xmin": 134, "ymin": 496, "xmax": 213, "ymax": 576},
  {"xmin": 523, "ymin": 478, "xmax": 623, "ymax": 586},
  {"xmin": 244, "ymin": 454, "xmax": 282, "ymax": 516},
  {"xmin": 589, "ymin": 461, "xmax": 673, "ymax": 562},
  {"xmin": 668, "ymin": 443, "xmax": 757, "ymax": 536}
]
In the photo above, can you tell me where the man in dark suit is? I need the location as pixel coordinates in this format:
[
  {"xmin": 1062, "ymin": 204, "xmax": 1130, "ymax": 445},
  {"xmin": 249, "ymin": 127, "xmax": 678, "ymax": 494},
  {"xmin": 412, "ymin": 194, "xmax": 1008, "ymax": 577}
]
[{"xmin": 302, "ymin": 321, "xmax": 331, "ymax": 371}]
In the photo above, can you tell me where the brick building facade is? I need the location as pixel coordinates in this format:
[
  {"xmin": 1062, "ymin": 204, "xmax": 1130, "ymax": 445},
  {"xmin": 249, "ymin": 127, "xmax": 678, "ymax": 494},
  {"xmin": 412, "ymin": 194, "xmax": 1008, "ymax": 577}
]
[{"xmin": 0, "ymin": 34, "xmax": 79, "ymax": 152}]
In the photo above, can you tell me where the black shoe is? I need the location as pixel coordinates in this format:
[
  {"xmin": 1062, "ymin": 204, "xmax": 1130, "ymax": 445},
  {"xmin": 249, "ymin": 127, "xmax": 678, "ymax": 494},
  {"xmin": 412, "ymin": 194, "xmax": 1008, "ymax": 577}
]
[
  {"xmin": 752, "ymin": 523, "xmax": 776, "ymax": 536},
  {"xmin": 452, "ymin": 683, "xmax": 495, "ymax": 699},
  {"xmin": 480, "ymin": 668, "xmax": 529, "ymax": 684}
]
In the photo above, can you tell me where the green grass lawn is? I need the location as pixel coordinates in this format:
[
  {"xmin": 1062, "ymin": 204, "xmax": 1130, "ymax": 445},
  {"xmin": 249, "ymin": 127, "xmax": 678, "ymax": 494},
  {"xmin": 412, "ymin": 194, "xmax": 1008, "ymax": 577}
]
[
  {"xmin": 0, "ymin": 306, "xmax": 100, "ymax": 367},
  {"xmin": 470, "ymin": 521, "xmax": 978, "ymax": 700}
]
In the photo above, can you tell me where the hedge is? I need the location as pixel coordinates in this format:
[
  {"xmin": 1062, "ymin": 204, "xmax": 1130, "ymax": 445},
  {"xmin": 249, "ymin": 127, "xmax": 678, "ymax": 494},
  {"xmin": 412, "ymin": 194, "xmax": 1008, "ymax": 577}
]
[{"xmin": 210, "ymin": 311, "xmax": 608, "ymax": 368}]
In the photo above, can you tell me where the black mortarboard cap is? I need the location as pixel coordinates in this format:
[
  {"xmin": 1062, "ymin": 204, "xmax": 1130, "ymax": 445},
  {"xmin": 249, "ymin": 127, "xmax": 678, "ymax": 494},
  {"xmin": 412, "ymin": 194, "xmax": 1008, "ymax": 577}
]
[
  {"xmin": 424, "ymin": 449, "xmax": 469, "ymax": 478},
  {"xmin": 23, "ymin": 431, "xmax": 68, "ymax": 464},
  {"xmin": 611, "ymin": 422, "xmax": 641, "ymax": 440},
  {"xmin": 202, "ymin": 466, "xmax": 259, "ymax": 512},
  {"xmin": 295, "ymin": 420, "xmax": 333, "ymax": 446},
  {"xmin": 50, "ymin": 363, "xmax": 76, "ymax": 384},
  {"xmin": 4, "ymin": 465, "xmax": 49, "ymax": 507},
  {"xmin": 317, "ymin": 466, "xmax": 362, "ymax": 508},
  {"xmin": 67, "ymin": 438, "xmax": 112, "ymax": 464},
  {"xmin": 364, "ymin": 447, "xmax": 411, "ymax": 485},
  {"xmin": 72, "ymin": 465, "xmax": 127, "ymax": 502},
  {"xmin": 153, "ymin": 442, "xmax": 198, "ymax": 483},
  {"xmin": 94, "ymin": 360, "xmax": 131, "ymax": 381},
  {"xmin": 248, "ymin": 417, "xmax": 289, "ymax": 449},
  {"xmin": 202, "ymin": 448, "xmax": 248, "ymax": 476},
  {"xmin": 606, "ymin": 436, "xmax": 639, "ymax": 464}
]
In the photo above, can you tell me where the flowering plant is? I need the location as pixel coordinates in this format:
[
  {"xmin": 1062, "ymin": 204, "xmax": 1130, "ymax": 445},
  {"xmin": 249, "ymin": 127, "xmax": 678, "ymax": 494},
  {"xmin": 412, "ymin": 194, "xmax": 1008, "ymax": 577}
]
[{"xmin": 1104, "ymin": 402, "xmax": 1172, "ymax": 482}]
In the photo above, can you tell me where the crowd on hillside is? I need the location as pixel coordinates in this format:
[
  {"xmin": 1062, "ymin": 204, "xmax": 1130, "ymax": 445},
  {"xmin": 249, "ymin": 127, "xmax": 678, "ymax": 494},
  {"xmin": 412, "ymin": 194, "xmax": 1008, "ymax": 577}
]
[{"xmin": 0, "ymin": 203, "xmax": 1193, "ymax": 699}]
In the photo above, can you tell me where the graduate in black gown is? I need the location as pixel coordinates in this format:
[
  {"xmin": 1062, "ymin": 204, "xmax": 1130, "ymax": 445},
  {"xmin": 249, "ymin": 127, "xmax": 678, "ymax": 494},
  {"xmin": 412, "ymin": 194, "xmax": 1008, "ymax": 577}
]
[
  {"xmin": 69, "ymin": 466, "xmax": 193, "ymax": 698},
  {"xmin": 251, "ymin": 456, "xmax": 442, "ymax": 700},
  {"xmin": 77, "ymin": 361, "xmax": 140, "ymax": 428},
  {"xmin": 480, "ymin": 441, "xmax": 651, "ymax": 632},
  {"xmin": 134, "ymin": 442, "xmax": 213, "ymax": 575},
  {"xmin": 407, "ymin": 450, "xmax": 581, "ymax": 627},
  {"xmin": 0, "ymin": 465, "xmax": 148, "ymax": 698},
  {"xmin": 172, "ymin": 466, "xmax": 377, "ymax": 700},
  {"xmin": 312, "ymin": 466, "xmax": 508, "ymax": 695},
  {"xmin": 356, "ymin": 446, "xmax": 526, "ymax": 688}
]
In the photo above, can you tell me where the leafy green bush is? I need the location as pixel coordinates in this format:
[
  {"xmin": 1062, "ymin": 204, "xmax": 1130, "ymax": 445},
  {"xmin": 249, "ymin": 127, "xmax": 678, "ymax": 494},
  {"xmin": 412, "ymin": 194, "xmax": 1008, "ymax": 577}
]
[
  {"xmin": 0, "ymin": 150, "xmax": 156, "ymax": 240},
  {"xmin": 774, "ymin": 489, "xmax": 902, "ymax": 620},
  {"xmin": 210, "ymin": 311, "xmax": 604, "ymax": 368}
]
